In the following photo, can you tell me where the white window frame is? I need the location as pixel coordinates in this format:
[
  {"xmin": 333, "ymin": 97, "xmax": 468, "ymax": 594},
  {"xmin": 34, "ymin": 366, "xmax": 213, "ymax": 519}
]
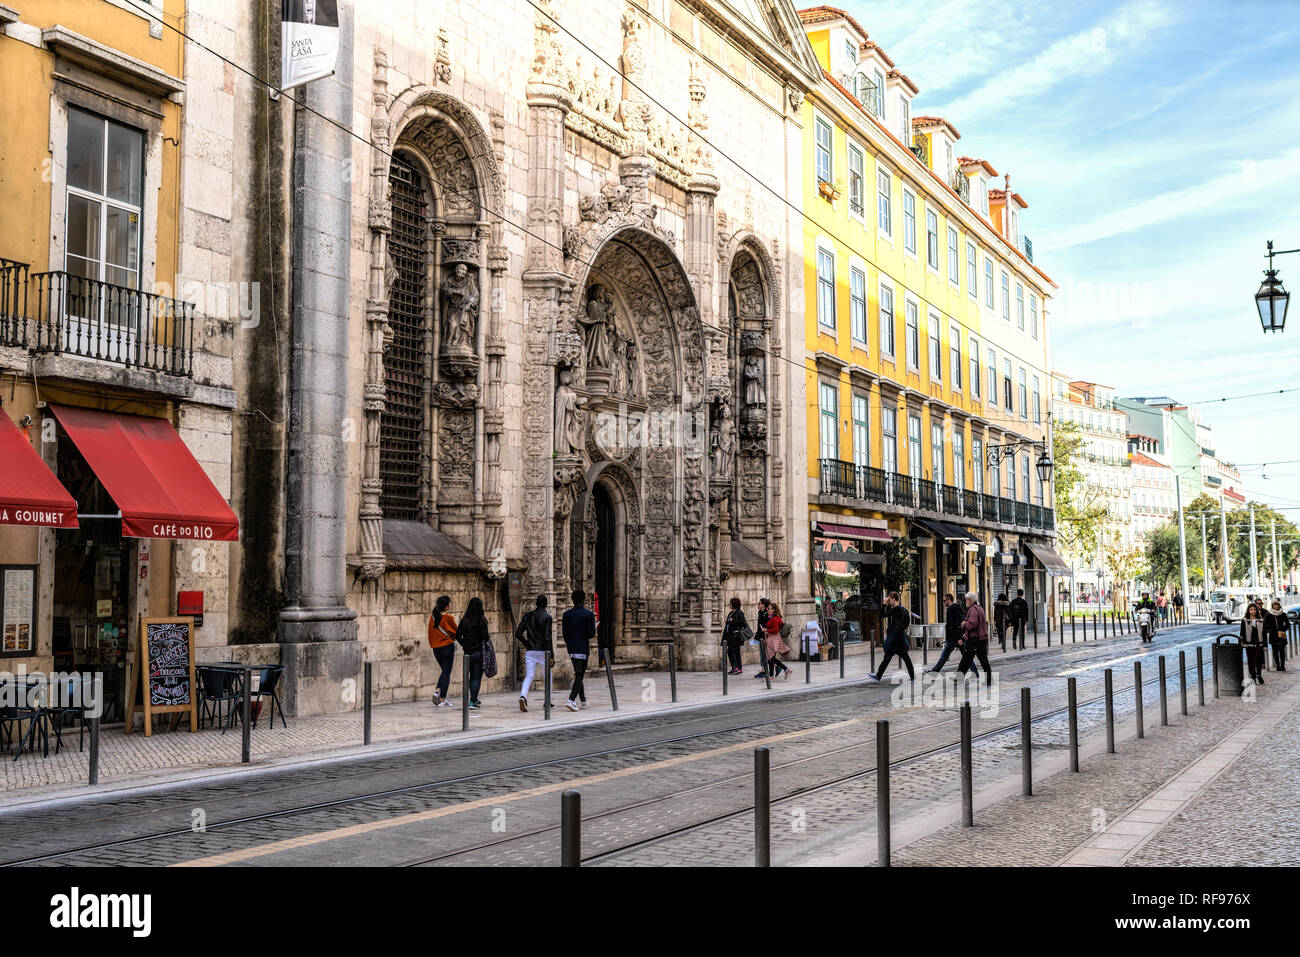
[
  {"xmin": 852, "ymin": 392, "xmax": 870, "ymax": 469},
  {"xmin": 1019, "ymin": 368, "xmax": 1028, "ymax": 421},
  {"xmin": 849, "ymin": 262, "xmax": 868, "ymax": 350},
  {"xmin": 947, "ymin": 226, "xmax": 959, "ymax": 287},
  {"xmin": 928, "ymin": 312, "xmax": 942, "ymax": 383},
  {"xmin": 953, "ymin": 430, "xmax": 965, "ymax": 492},
  {"xmin": 819, "ymin": 381, "xmax": 839, "ymax": 462},
  {"xmin": 969, "ymin": 335, "xmax": 980, "ymax": 400},
  {"xmin": 986, "ymin": 346, "xmax": 997, "ymax": 408},
  {"xmin": 902, "ymin": 188, "xmax": 917, "ymax": 256},
  {"xmin": 905, "ymin": 298, "xmax": 920, "ymax": 372},
  {"xmin": 1016, "ymin": 283, "xmax": 1025, "ymax": 330},
  {"xmin": 1033, "ymin": 375, "xmax": 1042, "ymax": 425},
  {"xmin": 879, "ymin": 282, "xmax": 895, "ymax": 359},
  {"xmin": 908, "ymin": 413, "xmax": 922, "ymax": 477},
  {"xmin": 1030, "ymin": 295, "xmax": 1039, "ymax": 340},
  {"xmin": 873, "ymin": 69, "xmax": 885, "ymax": 119},
  {"xmin": 876, "ymin": 167, "xmax": 892, "ymax": 239},
  {"xmin": 926, "ymin": 208, "xmax": 939, "ymax": 271},
  {"xmin": 931, "ymin": 421, "xmax": 945, "ymax": 485},
  {"xmin": 814, "ymin": 115, "xmax": 833, "ymax": 188},
  {"xmin": 847, "ymin": 140, "xmax": 865, "ymax": 220},
  {"xmin": 966, "ymin": 241, "xmax": 977, "ymax": 298},
  {"xmin": 984, "ymin": 258, "xmax": 994, "ymax": 309},
  {"xmin": 816, "ymin": 243, "xmax": 836, "ymax": 332},
  {"xmin": 950, "ymin": 323, "xmax": 962, "ymax": 391},
  {"xmin": 972, "ymin": 437, "xmax": 983, "ymax": 493}
]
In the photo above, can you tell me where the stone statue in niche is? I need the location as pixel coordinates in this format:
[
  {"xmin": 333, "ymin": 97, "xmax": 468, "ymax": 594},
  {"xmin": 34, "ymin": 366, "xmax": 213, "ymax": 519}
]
[
  {"xmin": 711, "ymin": 403, "xmax": 735, "ymax": 481},
  {"xmin": 624, "ymin": 329, "xmax": 640, "ymax": 397},
  {"xmin": 440, "ymin": 262, "xmax": 478, "ymax": 354},
  {"xmin": 578, "ymin": 283, "xmax": 615, "ymax": 371},
  {"xmin": 742, "ymin": 354, "xmax": 766, "ymax": 408},
  {"xmin": 554, "ymin": 365, "xmax": 588, "ymax": 456},
  {"xmin": 608, "ymin": 329, "xmax": 627, "ymax": 395}
]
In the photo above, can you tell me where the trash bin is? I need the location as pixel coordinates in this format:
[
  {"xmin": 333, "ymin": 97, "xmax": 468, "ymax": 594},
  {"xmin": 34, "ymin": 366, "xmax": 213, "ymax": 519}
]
[{"xmin": 1216, "ymin": 639, "xmax": 1244, "ymax": 696}]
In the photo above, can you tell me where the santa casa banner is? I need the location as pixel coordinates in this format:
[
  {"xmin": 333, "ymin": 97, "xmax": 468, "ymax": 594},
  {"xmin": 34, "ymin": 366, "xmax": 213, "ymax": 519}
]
[{"xmin": 281, "ymin": 0, "xmax": 339, "ymax": 93}]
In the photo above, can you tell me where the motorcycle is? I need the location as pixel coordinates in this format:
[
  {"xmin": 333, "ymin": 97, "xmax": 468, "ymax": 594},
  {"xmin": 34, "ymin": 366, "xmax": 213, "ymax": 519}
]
[{"xmin": 1136, "ymin": 608, "xmax": 1154, "ymax": 642}]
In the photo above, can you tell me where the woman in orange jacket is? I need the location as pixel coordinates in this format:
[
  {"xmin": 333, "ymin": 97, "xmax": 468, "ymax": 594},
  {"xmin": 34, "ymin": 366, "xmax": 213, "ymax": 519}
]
[{"xmin": 428, "ymin": 595, "xmax": 457, "ymax": 706}]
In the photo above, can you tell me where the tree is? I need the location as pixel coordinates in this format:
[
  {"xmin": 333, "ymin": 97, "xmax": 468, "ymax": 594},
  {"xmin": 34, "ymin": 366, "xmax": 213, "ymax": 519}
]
[
  {"xmin": 882, "ymin": 536, "xmax": 918, "ymax": 595},
  {"xmin": 1052, "ymin": 419, "xmax": 1110, "ymax": 564},
  {"xmin": 1181, "ymin": 498, "xmax": 1300, "ymax": 587},
  {"xmin": 1143, "ymin": 518, "xmax": 1204, "ymax": 594},
  {"xmin": 1104, "ymin": 543, "xmax": 1145, "ymax": 608}
]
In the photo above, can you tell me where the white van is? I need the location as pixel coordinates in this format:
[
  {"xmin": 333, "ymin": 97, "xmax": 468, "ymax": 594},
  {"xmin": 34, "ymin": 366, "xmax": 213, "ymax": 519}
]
[{"xmin": 1208, "ymin": 588, "xmax": 1268, "ymax": 624}]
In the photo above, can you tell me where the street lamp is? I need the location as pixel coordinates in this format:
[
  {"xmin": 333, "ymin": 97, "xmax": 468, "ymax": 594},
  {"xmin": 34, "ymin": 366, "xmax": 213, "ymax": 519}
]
[
  {"xmin": 1256, "ymin": 240, "xmax": 1295, "ymax": 334},
  {"xmin": 987, "ymin": 439, "xmax": 1052, "ymax": 485},
  {"xmin": 1035, "ymin": 448, "xmax": 1052, "ymax": 484}
]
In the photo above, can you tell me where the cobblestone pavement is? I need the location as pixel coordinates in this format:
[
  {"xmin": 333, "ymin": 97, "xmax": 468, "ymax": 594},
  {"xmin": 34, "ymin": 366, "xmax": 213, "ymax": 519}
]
[{"xmin": 0, "ymin": 622, "xmax": 1243, "ymax": 866}]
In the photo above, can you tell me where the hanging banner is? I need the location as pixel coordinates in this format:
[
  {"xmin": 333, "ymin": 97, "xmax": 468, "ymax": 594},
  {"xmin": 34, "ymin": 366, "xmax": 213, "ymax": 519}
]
[{"xmin": 281, "ymin": 0, "xmax": 339, "ymax": 93}]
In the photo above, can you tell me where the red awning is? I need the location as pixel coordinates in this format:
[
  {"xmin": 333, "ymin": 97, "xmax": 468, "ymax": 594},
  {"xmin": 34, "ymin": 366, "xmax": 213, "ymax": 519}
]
[
  {"xmin": 815, "ymin": 522, "xmax": 892, "ymax": 541},
  {"xmin": 0, "ymin": 411, "xmax": 78, "ymax": 528},
  {"xmin": 50, "ymin": 404, "xmax": 238, "ymax": 541}
]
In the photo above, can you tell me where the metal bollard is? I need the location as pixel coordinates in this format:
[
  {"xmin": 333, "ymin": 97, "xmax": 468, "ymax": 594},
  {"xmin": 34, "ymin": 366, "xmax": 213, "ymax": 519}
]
[
  {"xmin": 1103, "ymin": 612, "xmax": 1108, "ymax": 639},
  {"xmin": 839, "ymin": 631, "xmax": 845, "ymax": 680},
  {"xmin": 1020, "ymin": 687, "xmax": 1032, "ymax": 797},
  {"xmin": 758, "ymin": 640, "xmax": 772, "ymax": 690},
  {"xmin": 754, "ymin": 746, "xmax": 771, "ymax": 867},
  {"xmin": 363, "ymin": 661, "xmax": 372, "ymax": 745},
  {"xmin": 1067, "ymin": 676, "xmax": 1079, "ymax": 772},
  {"xmin": 1179, "ymin": 650, "xmax": 1188, "ymax": 716},
  {"xmin": 722, "ymin": 646, "xmax": 729, "ymax": 697},
  {"xmin": 241, "ymin": 666, "xmax": 252, "ymax": 764},
  {"xmin": 877, "ymin": 720, "xmax": 890, "ymax": 867},
  {"xmin": 1159, "ymin": 656, "xmax": 1168, "ymax": 727},
  {"xmin": 544, "ymin": 649, "xmax": 552, "ymax": 721},
  {"xmin": 1197, "ymin": 645, "xmax": 1205, "ymax": 706},
  {"xmin": 602, "ymin": 648, "xmax": 619, "ymax": 711},
  {"xmin": 1032, "ymin": 614, "xmax": 1038, "ymax": 649},
  {"xmin": 804, "ymin": 635, "xmax": 811, "ymax": 685},
  {"xmin": 88, "ymin": 712, "xmax": 100, "ymax": 786},
  {"xmin": 960, "ymin": 702, "xmax": 974, "ymax": 826},
  {"xmin": 1105, "ymin": 668, "xmax": 1115, "ymax": 754},
  {"xmin": 870, "ymin": 630, "xmax": 876, "ymax": 675},
  {"xmin": 1071, "ymin": 616, "xmax": 1076, "ymax": 643},
  {"xmin": 1134, "ymin": 660, "xmax": 1144, "ymax": 739},
  {"xmin": 561, "ymin": 790, "xmax": 581, "ymax": 867},
  {"xmin": 462, "ymin": 650, "xmax": 470, "ymax": 732},
  {"xmin": 668, "ymin": 644, "xmax": 678, "ymax": 702},
  {"xmin": 1213, "ymin": 642, "xmax": 1220, "ymax": 698}
]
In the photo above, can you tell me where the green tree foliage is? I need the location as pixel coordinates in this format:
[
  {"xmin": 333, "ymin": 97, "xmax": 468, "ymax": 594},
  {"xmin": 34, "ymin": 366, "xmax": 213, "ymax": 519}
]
[
  {"xmin": 1179, "ymin": 497, "xmax": 1299, "ymax": 587},
  {"xmin": 1052, "ymin": 419, "xmax": 1110, "ymax": 563},
  {"xmin": 882, "ymin": 536, "xmax": 918, "ymax": 594}
]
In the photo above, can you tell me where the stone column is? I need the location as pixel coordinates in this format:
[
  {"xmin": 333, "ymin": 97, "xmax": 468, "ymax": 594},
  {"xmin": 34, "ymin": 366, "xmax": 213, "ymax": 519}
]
[{"xmin": 279, "ymin": 8, "xmax": 360, "ymax": 714}]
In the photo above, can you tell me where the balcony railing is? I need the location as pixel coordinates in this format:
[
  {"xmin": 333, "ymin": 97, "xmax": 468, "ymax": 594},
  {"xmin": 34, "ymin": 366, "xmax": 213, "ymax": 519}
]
[
  {"xmin": 1021, "ymin": 234, "xmax": 1033, "ymax": 263},
  {"xmin": 816, "ymin": 461, "xmax": 1059, "ymax": 533},
  {"xmin": 0, "ymin": 263, "xmax": 195, "ymax": 376}
]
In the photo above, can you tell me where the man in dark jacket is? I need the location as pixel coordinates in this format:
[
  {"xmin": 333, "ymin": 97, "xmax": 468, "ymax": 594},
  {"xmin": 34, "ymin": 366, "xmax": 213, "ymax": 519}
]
[
  {"xmin": 931, "ymin": 593, "xmax": 979, "ymax": 676},
  {"xmin": 753, "ymin": 598, "xmax": 772, "ymax": 678},
  {"xmin": 870, "ymin": 591, "xmax": 914, "ymax": 682},
  {"xmin": 514, "ymin": 594, "xmax": 552, "ymax": 712},
  {"xmin": 957, "ymin": 592, "xmax": 992, "ymax": 685},
  {"xmin": 562, "ymin": 590, "xmax": 597, "ymax": 711},
  {"xmin": 1010, "ymin": 589, "xmax": 1030, "ymax": 650}
]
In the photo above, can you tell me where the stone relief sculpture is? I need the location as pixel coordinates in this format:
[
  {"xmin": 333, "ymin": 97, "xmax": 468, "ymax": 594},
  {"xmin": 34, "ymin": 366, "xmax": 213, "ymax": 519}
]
[
  {"xmin": 554, "ymin": 365, "xmax": 587, "ymax": 455},
  {"xmin": 710, "ymin": 402, "xmax": 735, "ymax": 481},
  {"xmin": 578, "ymin": 283, "xmax": 614, "ymax": 370},
  {"xmin": 742, "ymin": 353, "xmax": 766, "ymax": 408},
  {"xmin": 440, "ymin": 262, "xmax": 478, "ymax": 355}
]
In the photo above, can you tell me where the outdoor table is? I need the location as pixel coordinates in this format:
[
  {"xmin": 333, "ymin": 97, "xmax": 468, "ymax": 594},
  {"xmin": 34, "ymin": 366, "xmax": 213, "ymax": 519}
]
[{"xmin": 197, "ymin": 663, "xmax": 284, "ymax": 732}]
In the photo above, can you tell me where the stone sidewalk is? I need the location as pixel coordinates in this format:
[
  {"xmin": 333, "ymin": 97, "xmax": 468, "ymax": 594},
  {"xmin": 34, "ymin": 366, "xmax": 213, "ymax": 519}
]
[{"xmin": 1, "ymin": 644, "xmax": 899, "ymax": 805}]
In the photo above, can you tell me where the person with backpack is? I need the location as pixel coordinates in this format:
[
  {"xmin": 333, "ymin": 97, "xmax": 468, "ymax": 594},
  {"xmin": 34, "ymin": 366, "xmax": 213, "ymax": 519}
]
[
  {"xmin": 957, "ymin": 592, "xmax": 992, "ymax": 686},
  {"xmin": 753, "ymin": 598, "xmax": 773, "ymax": 678},
  {"xmin": 721, "ymin": 597, "xmax": 749, "ymax": 675},
  {"xmin": 993, "ymin": 593, "xmax": 1011, "ymax": 651},
  {"xmin": 562, "ymin": 589, "xmax": 597, "ymax": 711},
  {"xmin": 427, "ymin": 595, "xmax": 457, "ymax": 707},
  {"xmin": 870, "ymin": 591, "xmax": 914, "ymax": 682},
  {"xmin": 455, "ymin": 597, "xmax": 490, "ymax": 710},
  {"xmin": 1265, "ymin": 599, "xmax": 1290, "ymax": 672},
  {"xmin": 1010, "ymin": 589, "xmax": 1030, "ymax": 650},
  {"xmin": 762, "ymin": 602, "xmax": 792, "ymax": 680},
  {"xmin": 1241, "ymin": 602, "xmax": 1267, "ymax": 685},
  {"xmin": 514, "ymin": 594, "xmax": 553, "ymax": 712},
  {"xmin": 931, "ymin": 593, "xmax": 977, "ymax": 676}
]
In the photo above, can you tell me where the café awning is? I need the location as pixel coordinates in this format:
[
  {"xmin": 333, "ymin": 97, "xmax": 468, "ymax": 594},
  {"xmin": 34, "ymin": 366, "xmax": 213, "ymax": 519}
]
[
  {"xmin": 1024, "ymin": 541, "xmax": 1071, "ymax": 575},
  {"xmin": 911, "ymin": 518, "xmax": 975, "ymax": 542},
  {"xmin": 814, "ymin": 521, "xmax": 892, "ymax": 541},
  {"xmin": 50, "ymin": 404, "xmax": 239, "ymax": 541},
  {"xmin": 0, "ymin": 411, "xmax": 78, "ymax": 528}
]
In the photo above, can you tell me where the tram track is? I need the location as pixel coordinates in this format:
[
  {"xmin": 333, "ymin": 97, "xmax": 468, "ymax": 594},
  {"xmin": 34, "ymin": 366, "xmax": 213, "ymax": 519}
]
[{"xmin": 1, "ymin": 623, "xmax": 1219, "ymax": 866}]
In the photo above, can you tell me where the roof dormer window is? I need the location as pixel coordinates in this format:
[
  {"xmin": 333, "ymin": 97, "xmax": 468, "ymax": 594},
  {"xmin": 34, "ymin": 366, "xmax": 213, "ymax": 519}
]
[{"xmin": 897, "ymin": 94, "xmax": 909, "ymax": 142}]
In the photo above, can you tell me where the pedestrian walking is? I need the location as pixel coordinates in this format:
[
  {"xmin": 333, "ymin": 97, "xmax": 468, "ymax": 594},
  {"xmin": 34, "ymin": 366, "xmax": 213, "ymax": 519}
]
[
  {"xmin": 721, "ymin": 597, "xmax": 749, "ymax": 675},
  {"xmin": 993, "ymin": 592, "xmax": 1011, "ymax": 650},
  {"xmin": 562, "ymin": 589, "xmax": 597, "ymax": 711},
  {"xmin": 514, "ymin": 594, "xmax": 553, "ymax": 712},
  {"xmin": 762, "ymin": 603, "xmax": 792, "ymax": 680},
  {"xmin": 1240, "ymin": 603, "xmax": 1266, "ymax": 685},
  {"xmin": 427, "ymin": 595, "xmax": 458, "ymax": 707},
  {"xmin": 753, "ymin": 598, "xmax": 773, "ymax": 678},
  {"xmin": 957, "ymin": 591, "xmax": 992, "ymax": 685},
  {"xmin": 1172, "ymin": 589, "xmax": 1184, "ymax": 623},
  {"xmin": 931, "ymin": 593, "xmax": 977, "ymax": 676},
  {"xmin": 1265, "ymin": 599, "xmax": 1289, "ymax": 672},
  {"xmin": 455, "ymin": 597, "xmax": 490, "ymax": 710},
  {"xmin": 1157, "ymin": 590, "xmax": 1168, "ymax": 623},
  {"xmin": 870, "ymin": 591, "xmax": 914, "ymax": 682},
  {"xmin": 1010, "ymin": 589, "xmax": 1029, "ymax": 650}
]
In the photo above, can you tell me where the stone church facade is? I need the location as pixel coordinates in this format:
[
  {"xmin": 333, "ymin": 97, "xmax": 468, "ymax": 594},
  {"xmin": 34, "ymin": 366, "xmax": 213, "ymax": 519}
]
[{"xmin": 235, "ymin": 0, "xmax": 822, "ymax": 710}]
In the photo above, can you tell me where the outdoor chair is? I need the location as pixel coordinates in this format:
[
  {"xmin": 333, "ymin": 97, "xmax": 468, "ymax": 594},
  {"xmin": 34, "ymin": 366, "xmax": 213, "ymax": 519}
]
[{"xmin": 197, "ymin": 667, "xmax": 242, "ymax": 732}]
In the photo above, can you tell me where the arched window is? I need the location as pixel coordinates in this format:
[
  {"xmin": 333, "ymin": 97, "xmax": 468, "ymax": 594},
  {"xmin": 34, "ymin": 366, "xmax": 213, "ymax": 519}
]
[{"xmin": 380, "ymin": 153, "xmax": 430, "ymax": 519}]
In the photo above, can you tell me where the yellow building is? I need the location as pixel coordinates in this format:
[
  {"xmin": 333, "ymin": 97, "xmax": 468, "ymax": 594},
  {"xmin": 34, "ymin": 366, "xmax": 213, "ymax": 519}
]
[
  {"xmin": 0, "ymin": 1, "xmax": 240, "ymax": 724},
  {"xmin": 797, "ymin": 6, "xmax": 1066, "ymax": 645}
]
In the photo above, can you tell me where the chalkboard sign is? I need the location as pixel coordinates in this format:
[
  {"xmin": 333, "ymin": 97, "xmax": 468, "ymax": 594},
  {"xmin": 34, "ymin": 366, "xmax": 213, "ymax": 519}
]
[{"xmin": 125, "ymin": 617, "xmax": 197, "ymax": 735}]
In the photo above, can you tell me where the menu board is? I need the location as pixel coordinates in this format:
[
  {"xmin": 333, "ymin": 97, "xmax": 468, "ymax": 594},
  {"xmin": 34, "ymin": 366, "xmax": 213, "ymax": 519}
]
[
  {"xmin": 125, "ymin": 617, "xmax": 197, "ymax": 735},
  {"xmin": 1, "ymin": 566, "xmax": 36, "ymax": 656}
]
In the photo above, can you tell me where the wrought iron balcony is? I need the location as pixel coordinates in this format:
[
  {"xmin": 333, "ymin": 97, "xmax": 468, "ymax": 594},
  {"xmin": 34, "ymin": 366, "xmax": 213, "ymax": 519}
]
[
  {"xmin": 962, "ymin": 489, "xmax": 979, "ymax": 518},
  {"xmin": 941, "ymin": 484, "xmax": 960, "ymax": 514},
  {"xmin": 1030, "ymin": 504, "xmax": 1044, "ymax": 528},
  {"xmin": 1015, "ymin": 501, "xmax": 1030, "ymax": 526},
  {"xmin": 0, "ymin": 263, "xmax": 195, "ymax": 377},
  {"xmin": 917, "ymin": 477, "xmax": 938, "ymax": 511},
  {"xmin": 819, "ymin": 458, "xmax": 857, "ymax": 498},
  {"xmin": 861, "ymin": 465, "xmax": 888, "ymax": 503},
  {"xmin": 892, "ymin": 472, "xmax": 914, "ymax": 508}
]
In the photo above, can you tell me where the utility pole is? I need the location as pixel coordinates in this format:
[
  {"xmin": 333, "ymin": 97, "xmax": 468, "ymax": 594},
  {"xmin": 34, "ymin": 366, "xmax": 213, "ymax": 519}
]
[
  {"xmin": 1220, "ymin": 499, "xmax": 1231, "ymax": 587},
  {"xmin": 1271, "ymin": 516, "xmax": 1279, "ymax": 594},
  {"xmin": 1174, "ymin": 476, "xmax": 1191, "ymax": 612},
  {"xmin": 1200, "ymin": 513, "xmax": 1209, "ymax": 599},
  {"xmin": 1249, "ymin": 507, "xmax": 1259, "ymax": 591}
]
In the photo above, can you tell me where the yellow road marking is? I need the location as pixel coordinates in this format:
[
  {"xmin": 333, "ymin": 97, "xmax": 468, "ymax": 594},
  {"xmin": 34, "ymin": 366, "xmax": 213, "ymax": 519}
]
[{"xmin": 174, "ymin": 715, "xmax": 867, "ymax": 866}]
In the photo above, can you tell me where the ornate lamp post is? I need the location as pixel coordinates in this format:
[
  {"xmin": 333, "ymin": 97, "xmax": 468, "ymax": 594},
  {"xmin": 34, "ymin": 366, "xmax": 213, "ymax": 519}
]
[
  {"xmin": 1256, "ymin": 240, "xmax": 1294, "ymax": 334},
  {"xmin": 986, "ymin": 438, "xmax": 1053, "ymax": 484}
]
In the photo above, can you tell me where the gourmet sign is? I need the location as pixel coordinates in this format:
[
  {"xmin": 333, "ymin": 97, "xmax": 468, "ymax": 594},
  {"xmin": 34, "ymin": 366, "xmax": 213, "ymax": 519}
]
[{"xmin": 0, "ymin": 506, "xmax": 76, "ymax": 527}]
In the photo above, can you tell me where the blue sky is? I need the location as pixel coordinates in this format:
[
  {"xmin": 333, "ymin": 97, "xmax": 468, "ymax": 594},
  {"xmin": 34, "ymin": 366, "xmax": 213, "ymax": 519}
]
[{"xmin": 842, "ymin": 0, "xmax": 1300, "ymax": 513}]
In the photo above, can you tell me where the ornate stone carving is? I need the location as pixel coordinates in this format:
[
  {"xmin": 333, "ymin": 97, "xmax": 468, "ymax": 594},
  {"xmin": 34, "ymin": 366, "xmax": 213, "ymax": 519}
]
[
  {"xmin": 617, "ymin": 8, "xmax": 650, "ymax": 134},
  {"xmin": 435, "ymin": 381, "xmax": 480, "ymax": 409},
  {"xmin": 441, "ymin": 239, "xmax": 480, "ymax": 268},
  {"xmin": 742, "ymin": 353, "xmax": 767, "ymax": 408},
  {"xmin": 788, "ymin": 88, "xmax": 804, "ymax": 112},
  {"xmin": 439, "ymin": 262, "xmax": 478, "ymax": 357},
  {"xmin": 435, "ymin": 27, "xmax": 452, "ymax": 85},
  {"xmin": 710, "ymin": 402, "xmax": 735, "ymax": 482},
  {"xmin": 554, "ymin": 365, "xmax": 588, "ymax": 455},
  {"xmin": 578, "ymin": 283, "xmax": 615, "ymax": 372}
]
